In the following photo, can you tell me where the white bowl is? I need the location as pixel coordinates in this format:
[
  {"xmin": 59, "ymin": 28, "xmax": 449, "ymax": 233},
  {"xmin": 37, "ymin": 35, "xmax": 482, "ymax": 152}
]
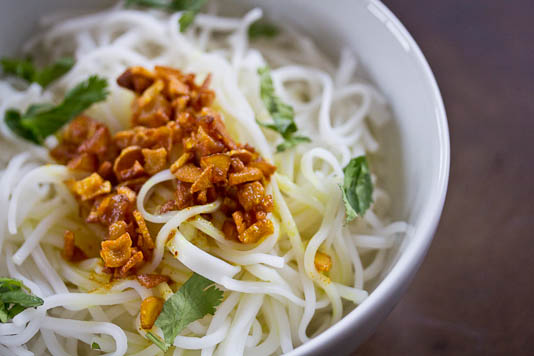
[{"xmin": 0, "ymin": 0, "xmax": 449, "ymax": 354}]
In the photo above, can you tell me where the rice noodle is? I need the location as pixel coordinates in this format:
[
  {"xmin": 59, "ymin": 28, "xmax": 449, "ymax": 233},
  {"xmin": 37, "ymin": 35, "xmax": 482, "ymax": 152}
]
[{"xmin": 0, "ymin": 3, "xmax": 409, "ymax": 355}]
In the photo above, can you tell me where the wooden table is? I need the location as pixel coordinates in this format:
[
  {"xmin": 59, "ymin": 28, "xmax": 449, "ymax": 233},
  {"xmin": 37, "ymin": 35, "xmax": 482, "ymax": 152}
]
[{"xmin": 354, "ymin": 1, "xmax": 534, "ymax": 355}]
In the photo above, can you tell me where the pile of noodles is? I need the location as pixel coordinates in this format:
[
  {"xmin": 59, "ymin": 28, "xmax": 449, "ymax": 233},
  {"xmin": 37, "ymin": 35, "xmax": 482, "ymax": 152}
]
[{"xmin": 0, "ymin": 2, "xmax": 409, "ymax": 356}]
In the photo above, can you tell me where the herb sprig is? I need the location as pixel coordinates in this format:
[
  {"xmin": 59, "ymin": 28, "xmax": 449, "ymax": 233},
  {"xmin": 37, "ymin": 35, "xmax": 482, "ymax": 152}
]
[
  {"xmin": 0, "ymin": 278, "xmax": 43, "ymax": 323},
  {"xmin": 126, "ymin": 0, "xmax": 208, "ymax": 32},
  {"xmin": 256, "ymin": 66, "xmax": 310, "ymax": 152},
  {"xmin": 1, "ymin": 57, "xmax": 74, "ymax": 88},
  {"xmin": 4, "ymin": 75, "xmax": 108, "ymax": 144},
  {"xmin": 341, "ymin": 156, "xmax": 374, "ymax": 222},
  {"xmin": 248, "ymin": 21, "xmax": 279, "ymax": 39},
  {"xmin": 147, "ymin": 273, "xmax": 223, "ymax": 352}
]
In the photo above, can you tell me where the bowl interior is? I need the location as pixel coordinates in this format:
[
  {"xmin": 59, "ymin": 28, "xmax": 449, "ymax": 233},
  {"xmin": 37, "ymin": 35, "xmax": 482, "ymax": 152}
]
[{"xmin": 0, "ymin": 0, "xmax": 449, "ymax": 354}]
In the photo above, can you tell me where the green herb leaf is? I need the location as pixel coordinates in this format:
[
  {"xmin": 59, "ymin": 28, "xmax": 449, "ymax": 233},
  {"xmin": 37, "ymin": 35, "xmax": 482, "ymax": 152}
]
[
  {"xmin": 248, "ymin": 21, "xmax": 279, "ymax": 39},
  {"xmin": 0, "ymin": 290, "xmax": 44, "ymax": 307},
  {"xmin": 4, "ymin": 109, "xmax": 36, "ymax": 143},
  {"xmin": 0, "ymin": 278, "xmax": 43, "ymax": 323},
  {"xmin": 126, "ymin": 0, "xmax": 204, "ymax": 11},
  {"xmin": 4, "ymin": 75, "xmax": 108, "ymax": 144},
  {"xmin": 0, "ymin": 57, "xmax": 34, "ymax": 83},
  {"xmin": 179, "ymin": 10, "xmax": 197, "ymax": 32},
  {"xmin": 0, "ymin": 278, "xmax": 25, "ymax": 292},
  {"xmin": 125, "ymin": 0, "xmax": 175, "ymax": 9},
  {"xmin": 6, "ymin": 304, "xmax": 26, "ymax": 320},
  {"xmin": 341, "ymin": 156, "xmax": 373, "ymax": 222},
  {"xmin": 33, "ymin": 57, "xmax": 75, "ymax": 88},
  {"xmin": 1, "ymin": 57, "xmax": 74, "ymax": 88},
  {"xmin": 152, "ymin": 273, "xmax": 223, "ymax": 348},
  {"xmin": 257, "ymin": 66, "xmax": 296, "ymax": 137},
  {"xmin": 0, "ymin": 304, "xmax": 8, "ymax": 323},
  {"xmin": 276, "ymin": 135, "xmax": 311, "ymax": 153},
  {"xmin": 146, "ymin": 332, "xmax": 169, "ymax": 352},
  {"xmin": 91, "ymin": 342, "xmax": 101, "ymax": 350},
  {"xmin": 178, "ymin": 0, "xmax": 209, "ymax": 32},
  {"xmin": 126, "ymin": 0, "xmax": 207, "ymax": 32},
  {"xmin": 257, "ymin": 66, "xmax": 310, "ymax": 152}
]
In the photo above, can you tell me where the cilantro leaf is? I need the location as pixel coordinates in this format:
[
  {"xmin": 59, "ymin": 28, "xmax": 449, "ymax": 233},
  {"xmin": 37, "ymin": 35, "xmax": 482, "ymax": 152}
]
[
  {"xmin": 0, "ymin": 278, "xmax": 43, "ymax": 323},
  {"xmin": 0, "ymin": 304, "xmax": 8, "ymax": 323},
  {"xmin": 248, "ymin": 21, "xmax": 279, "ymax": 39},
  {"xmin": 179, "ymin": 10, "xmax": 197, "ymax": 32},
  {"xmin": 257, "ymin": 66, "xmax": 296, "ymax": 137},
  {"xmin": 125, "ymin": 0, "xmax": 176, "ymax": 9},
  {"xmin": 256, "ymin": 66, "xmax": 310, "ymax": 152},
  {"xmin": 91, "ymin": 342, "xmax": 100, "ymax": 350},
  {"xmin": 126, "ymin": 0, "xmax": 204, "ymax": 11},
  {"xmin": 276, "ymin": 135, "xmax": 311, "ymax": 153},
  {"xmin": 184, "ymin": 0, "xmax": 207, "ymax": 12},
  {"xmin": 33, "ymin": 57, "xmax": 75, "ymax": 88},
  {"xmin": 0, "ymin": 290, "xmax": 44, "ymax": 307},
  {"xmin": 4, "ymin": 109, "xmax": 36, "ymax": 143},
  {"xmin": 151, "ymin": 273, "xmax": 223, "ymax": 350},
  {"xmin": 0, "ymin": 57, "xmax": 34, "ymax": 83},
  {"xmin": 126, "ymin": 0, "xmax": 207, "ymax": 32},
  {"xmin": 176, "ymin": 0, "xmax": 208, "ymax": 32},
  {"xmin": 1, "ymin": 57, "xmax": 74, "ymax": 88},
  {"xmin": 0, "ymin": 278, "xmax": 24, "ymax": 291},
  {"xmin": 341, "ymin": 156, "xmax": 373, "ymax": 222},
  {"xmin": 4, "ymin": 75, "xmax": 108, "ymax": 144}
]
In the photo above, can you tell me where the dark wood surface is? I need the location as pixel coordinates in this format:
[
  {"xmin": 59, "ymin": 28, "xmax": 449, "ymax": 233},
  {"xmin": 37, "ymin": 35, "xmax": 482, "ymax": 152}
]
[{"xmin": 354, "ymin": 1, "xmax": 534, "ymax": 355}]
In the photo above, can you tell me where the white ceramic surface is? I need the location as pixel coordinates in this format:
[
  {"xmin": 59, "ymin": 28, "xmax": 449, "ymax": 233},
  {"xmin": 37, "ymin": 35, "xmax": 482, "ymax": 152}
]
[{"xmin": 0, "ymin": 1, "xmax": 450, "ymax": 355}]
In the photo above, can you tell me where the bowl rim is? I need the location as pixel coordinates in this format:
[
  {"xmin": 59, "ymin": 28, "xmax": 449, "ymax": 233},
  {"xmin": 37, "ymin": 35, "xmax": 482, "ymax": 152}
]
[{"xmin": 286, "ymin": 0, "xmax": 451, "ymax": 355}]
